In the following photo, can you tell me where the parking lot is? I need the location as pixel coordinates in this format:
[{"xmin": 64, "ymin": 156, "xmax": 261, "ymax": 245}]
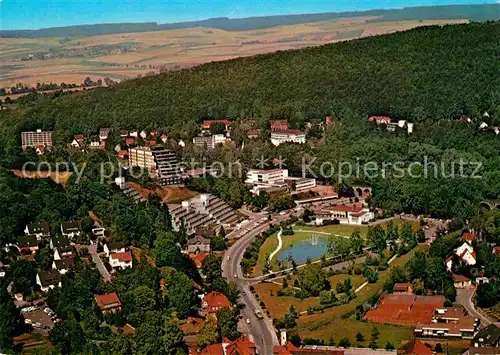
[{"xmin": 22, "ymin": 306, "xmax": 58, "ymax": 335}]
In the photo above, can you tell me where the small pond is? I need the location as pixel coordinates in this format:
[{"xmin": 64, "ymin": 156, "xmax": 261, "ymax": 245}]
[{"xmin": 277, "ymin": 239, "xmax": 328, "ymax": 264}]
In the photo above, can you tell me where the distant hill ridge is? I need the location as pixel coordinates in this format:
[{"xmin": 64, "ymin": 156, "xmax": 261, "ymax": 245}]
[{"xmin": 1, "ymin": 4, "xmax": 499, "ymax": 38}]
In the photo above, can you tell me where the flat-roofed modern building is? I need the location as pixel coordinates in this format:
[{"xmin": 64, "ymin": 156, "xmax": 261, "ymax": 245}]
[
  {"xmin": 128, "ymin": 146, "xmax": 182, "ymax": 185},
  {"xmin": 21, "ymin": 129, "xmax": 53, "ymax": 150}
]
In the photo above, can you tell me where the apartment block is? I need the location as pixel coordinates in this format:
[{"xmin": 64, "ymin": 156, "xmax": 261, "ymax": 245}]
[
  {"xmin": 128, "ymin": 146, "xmax": 182, "ymax": 185},
  {"xmin": 21, "ymin": 129, "xmax": 53, "ymax": 150}
]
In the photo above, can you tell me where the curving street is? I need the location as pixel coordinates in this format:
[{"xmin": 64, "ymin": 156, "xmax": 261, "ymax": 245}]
[{"xmin": 222, "ymin": 211, "xmax": 291, "ymax": 353}]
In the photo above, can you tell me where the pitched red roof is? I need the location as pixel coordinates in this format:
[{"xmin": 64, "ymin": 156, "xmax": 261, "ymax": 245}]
[
  {"xmin": 397, "ymin": 338, "xmax": 432, "ymax": 355},
  {"xmin": 494, "ymin": 246, "xmax": 500, "ymax": 256},
  {"xmin": 110, "ymin": 251, "xmax": 132, "ymax": 262},
  {"xmin": 329, "ymin": 205, "xmax": 364, "ymax": 213},
  {"xmin": 270, "ymin": 120, "xmax": 289, "ymax": 131},
  {"xmin": 203, "ymin": 291, "xmax": 231, "ymax": 313},
  {"xmin": 224, "ymin": 336, "xmax": 256, "ymax": 355},
  {"xmin": 369, "ymin": 116, "xmax": 392, "ymax": 125},
  {"xmin": 462, "ymin": 232, "xmax": 478, "ymax": 241},
  {"xmin": 190, "ymin": 252, "xmax": 208, "ymax": 268},
  {"xmin": 201, "ymin": 120, "xmax": 230, "ymax": 129},
  {"xmin": 95, "ymin": 293, "xmax": 121, "ymax": 310}
]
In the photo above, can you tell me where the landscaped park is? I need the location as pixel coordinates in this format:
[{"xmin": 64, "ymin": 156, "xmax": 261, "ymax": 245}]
[{"xmin": 247, "ymin": 217, "xmax": 423, "ymax": 349}]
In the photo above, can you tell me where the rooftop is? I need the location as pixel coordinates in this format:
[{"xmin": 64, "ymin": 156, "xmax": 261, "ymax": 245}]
[
  {"xmin": 95, "ymin": 293, "xmax": 122, "ymax": 310},
  {"xmin": 110, "ymin": 251, "xmax": 132, "ymax": 263}
]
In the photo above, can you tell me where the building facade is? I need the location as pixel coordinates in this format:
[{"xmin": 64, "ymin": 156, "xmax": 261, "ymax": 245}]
[{"xmin": 21, "ymin": 130, "xmax": 53, "ymax": 150}]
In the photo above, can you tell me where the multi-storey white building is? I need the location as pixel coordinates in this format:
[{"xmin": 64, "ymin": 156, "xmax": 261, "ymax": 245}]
[
  {"xmin": 270, "ymin": 129, "xmax": 306, "ymax": 146},
  {"xmin": 128, "ymin": 146, "xmax": 182, "ymax": 184},
  {"xmin": 245, "ymin": 169, "xmax": 289, "ymax": 185},
  {"xmin": 21, "ymin": 129, "xmax": 53, "ymax": 150}
]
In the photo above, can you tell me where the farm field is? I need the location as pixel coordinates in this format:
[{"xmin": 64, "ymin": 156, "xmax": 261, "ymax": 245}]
[{"xmin": 0, "ymin": 18, "xmax": 467, "ymax": 88}]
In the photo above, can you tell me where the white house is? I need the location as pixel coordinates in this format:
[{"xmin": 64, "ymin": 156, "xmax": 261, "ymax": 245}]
[
  {"xmin": 479, "ymin": 122, "xmax": 489, "ymax": 130},
  {"xmin": 61, "ymin": 221, "xmax": 82, "ymax": 239},
  {"xmin": 36, "ymin": 270, "xmax": 61, "ymax": 293},
  {"xmin": 103, "ymin": 242, "xmax": 126, "ymax": 257},
  {"xmin": 453, "ymin": 274, "xmax": 472, "ymax": 289},
  {"xmin": 456, "ymin": 242, "xmax": 477, "ymax": 266},
  {"xmin": 53, "ymin": 246, "xmax": 74, "ymax": 261},
  {"xmin": 24, "ymin": 221, "xmax": 50, "ymax": 240},
  {"xmin": 447, "ymin": 242, "xmax": 477, "ymax": 271},
  {"xmin": 178, "ymin": 140, "xmax": 185, "ymax": 147},
  {"xmin": 270, "ymin": 129, "xmax": 306, "ymax": 146},
  {"xmin": 52, "ymin": 258, "xmax": 74, "ymax": 275},
  {"xmin": 109, "ymin": 251, "xmax": 133, "ymax": 269}
]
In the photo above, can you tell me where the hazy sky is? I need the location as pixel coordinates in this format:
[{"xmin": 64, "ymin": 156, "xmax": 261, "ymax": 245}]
[{"xmin": 1, "ymin": 0, "xmax": 496, "ymax": 30}]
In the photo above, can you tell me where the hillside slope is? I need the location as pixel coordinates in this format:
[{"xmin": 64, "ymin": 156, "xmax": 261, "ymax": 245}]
[{"xmin": 3, "ymin": 21, "xmax": 499, "ymax": 137}]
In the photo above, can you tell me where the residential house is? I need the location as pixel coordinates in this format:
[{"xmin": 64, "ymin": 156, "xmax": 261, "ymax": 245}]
[
  {"xmin": 24, "ymin": 221, "xmax": 50, "ymax": 240},
  {"xmin": 453, "ymin": 274, "xmax": 473, "ymax": 289},
  {"xmin": 54, "ymin": 246, "xmax": 74, "ymax": 260},
  {"xmin": 273, "ymin": 343, "xmax": 344, "ymax": 355},
  {"xmin": 462, "ymin": 232, "xmax": 478, "ymax": 243},
  {"xmin": 99, "ymin": 128, "xmax": 111, "ymax": 140},
  {"xmin": 49, "ymin": 234, "xmax": 70, "ymax": 250},
  {"xmin": 104, "ymin": 241, "xmax": 126, "ymax": 257},
  {"xmin": 95, "ymin": 293, "xmax": 122, "ymax": 314},
  {"xmin": 52, "ymin": 257, "xmax": 74, "ymax": 275},
  {"xmin": 190, "ymin": 252, "xmax": 208, "ymax": 269},
  {"xmin": 139, "ymin": 130, "xmax": 147, "ymax": 139},
  {"xmin": 471, "ymin": 324, "xmax": 500, "ymax": 348},
  {"xmin": 187, "ymin": 235, "xmax": 211, "ymax": 254},
  {"xmin": 447, "ymin": 242, "xmax": 477, "ymax": 271},
  {"xmin": 61, "ymin": 221, "xmax": 83, "ymax": 239},
  {"xmin": 270, "ymin": 120, "xmax": 289, "ymax": 131},
  {"xmin": 129, "ymin": 130, "xmax": 138, "ymax": 138},
  {"xmin": 178, "ymin": 139, "xmax": 186, "ymax": 147},
  {"xmin": 200, "ymin": 291, "xmax": 231, "ymax": 317},
  {"xmin": 70, "ymin": 134, "xmax": 86, "ymax": 149},
  {"xmin": 369, "ymin": 116, "xmax": 392, "ymax": 125},
  {"xmin": 493, "ymin": 246, "xmax": 500, "ymax": 257},
  {"xmin": 200, "ymin": 120, "xmax": 230, "ymax": 133},
  {"xmin": 247, "ymin": 129, "xmax": 260, "ymax": 139},
  {"xmin": 393, "ymin": 283, "xmax": 414, "ymax": 294},
  {"xmin": 15, "ymin": 235, "xmax": 39, "ymax": 254},
  {"xmin": 397, "ymin": 338, "xmax": 432, "ymax": 355},
  {"xmin": 109, "ymin": 251, "xmax": 133, "ymax": 269},
  {"xmin": 88, "ymin": 140, "xmax": 105, "ymax": 150},
  {"xmin": 36, "ymin": 270, "xmax": 61, "ymax": 292},
  {"xmin": 199, "ymin": 336, "xmax": 256, "ymax": 355},
  {"xmin": 160, "ymin": 132, "xmax": 168, "ymax": 143}
]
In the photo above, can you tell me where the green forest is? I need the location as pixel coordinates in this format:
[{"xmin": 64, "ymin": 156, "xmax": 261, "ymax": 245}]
[{"xmin": 0, "ymin": 21, "xmax": 499, "ymax": 220}]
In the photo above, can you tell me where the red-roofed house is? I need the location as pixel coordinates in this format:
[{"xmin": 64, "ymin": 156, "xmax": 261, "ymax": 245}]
[
  {"xmin": 190, "ymin": 252, "xmax": 208, "ymax": 269},
  {"xmin": 273, "ymin": 343, "xmax": 344, "ymax": 354},
  {"xmin": 462, "ymin": 232, "xmax": 478, "ymax": 242},
  {"xmin": 493, "ymin": 246, "xmax": 500, "ymax": 257},
  {"xmin": 201, "ymin": 291, "xmax": 231, "ymax": 317},
  {"xmin": 397, "ymin": 338, "xmax": 432, "ymax": 355},
  {"xmin": 109, "ymin": 251, "xmax": 133, "ymax": 269},
  {"xmin": 198, "ymin": 336, "xmax": 256, "ymax": 355},
  {"xmin": 393, "ymin": 283, "xmax": 414, "ymax": 294},
  {"xmin": 453, "ymin": 274, "xmax": 472, "ymax": 289},
  {"xmin": 369, "ymin": 116, "xmax": 392, "ymax": 125},
  {"xmin": 125, "ymin": 137, "xmax": 136, "ymax": 146},
  {"xmin": 270, "ymin": 120, "xmax": 289, "ymax": 131},
  {"xmin": 95, "ymin": 293, "xmax": 122, "ymax": 313},
  {"xmin": 200, "ymin": 120, "xmax": 230, "ymax": 131},
  {"xmin": 247, "ymin": 129, "xmax": 261, "ymax": 139}
]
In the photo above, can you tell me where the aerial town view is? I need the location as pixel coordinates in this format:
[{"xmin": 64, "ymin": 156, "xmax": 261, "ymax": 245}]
[{"xmin": 0, "ymin": 1, "xmax": 500, "ymax": 354}]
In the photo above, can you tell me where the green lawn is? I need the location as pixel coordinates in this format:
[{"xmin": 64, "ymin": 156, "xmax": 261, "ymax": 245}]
[
  {"xmin": 303, "ymin": 318, "xmax": 413, "ymax": 349},
  {"xmin": 254, "ymin": 274, "xmax": 365, "ymax": 319},
  {"xmin": 297, "ymin": 245, "xmax": 428, "ymax": 336},
  {"xmin": 298, "ymin": 218, "xmax": 419, "ymax": 238},
  {"xmin": 252, "ymin": 218, "xmax": 420, "ymax": 276}
]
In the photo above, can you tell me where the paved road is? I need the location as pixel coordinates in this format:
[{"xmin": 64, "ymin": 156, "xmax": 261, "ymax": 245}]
[
  {"xmin": 222, "ymin": 211, "xmax": 291, "ymax": 353},
  {"xmin": 456, "ymin": 288, "xmax": 494, "ymax": 326},
  {"xmin": 87, "ymin": 244, "xmax": 111, "ymax": 282}
]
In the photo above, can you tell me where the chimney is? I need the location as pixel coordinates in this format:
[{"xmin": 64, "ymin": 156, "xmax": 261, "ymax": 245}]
[{"xmin": 280, "ymin": 329, "xmax": 287, "ymax": 346}]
